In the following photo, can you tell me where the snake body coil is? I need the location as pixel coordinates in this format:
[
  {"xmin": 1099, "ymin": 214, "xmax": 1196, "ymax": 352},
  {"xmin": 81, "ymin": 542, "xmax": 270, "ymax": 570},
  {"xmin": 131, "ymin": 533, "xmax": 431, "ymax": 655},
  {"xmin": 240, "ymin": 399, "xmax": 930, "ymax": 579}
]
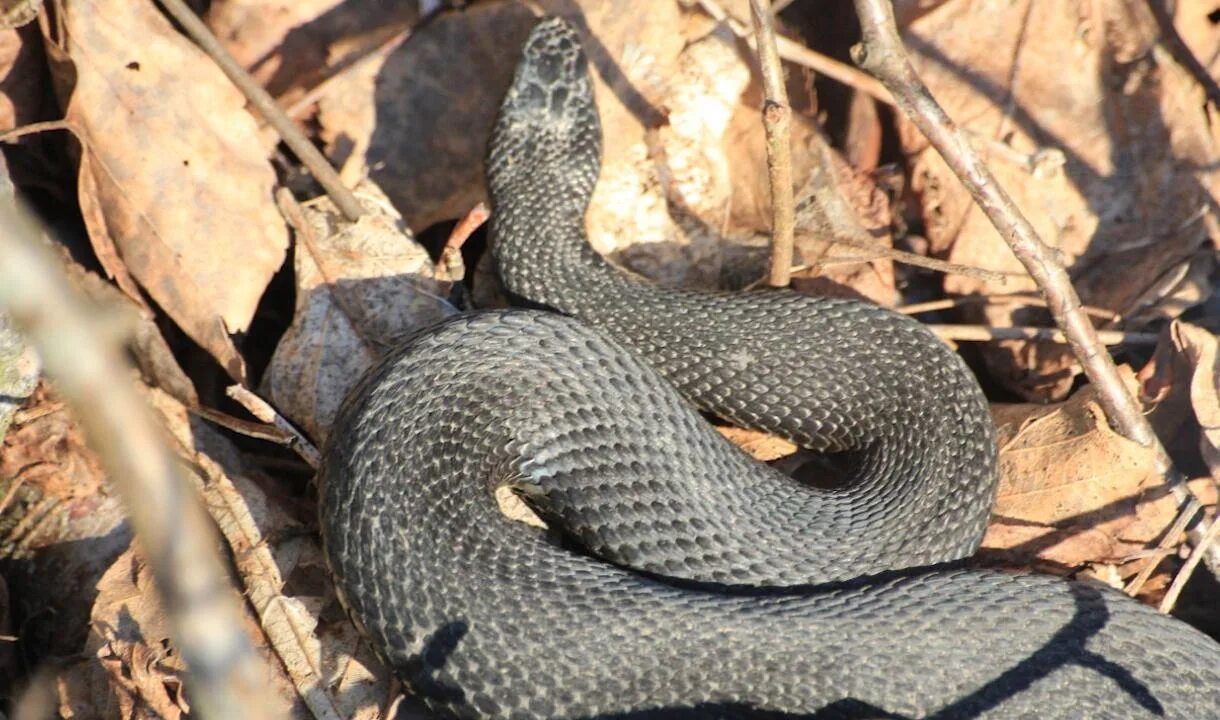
[{"xmin": 320, "ymin": 17, "xmax": 1220, "ymax": 718}]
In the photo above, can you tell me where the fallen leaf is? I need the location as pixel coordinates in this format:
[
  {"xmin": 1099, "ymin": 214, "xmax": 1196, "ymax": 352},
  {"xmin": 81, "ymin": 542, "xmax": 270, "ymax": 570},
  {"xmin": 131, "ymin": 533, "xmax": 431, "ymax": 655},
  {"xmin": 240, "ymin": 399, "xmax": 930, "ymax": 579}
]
[
  {"xmin": 981, "ymin": 367, "xmax": 1212, "ymax": 578},
  {"xmin": 205, "ymin": 0, "xmax": 416, "ymax": 104},
  {"xmin": 46, "ymin": 0, "xmax": 292, "ymax": 380},
  {"xmin": 262, "ymin": 182, "xmax": 455, "ymax": 442},
  {"xmin": 1142, "ymin": 320, "xmax": 1220, "ymax": 482}
]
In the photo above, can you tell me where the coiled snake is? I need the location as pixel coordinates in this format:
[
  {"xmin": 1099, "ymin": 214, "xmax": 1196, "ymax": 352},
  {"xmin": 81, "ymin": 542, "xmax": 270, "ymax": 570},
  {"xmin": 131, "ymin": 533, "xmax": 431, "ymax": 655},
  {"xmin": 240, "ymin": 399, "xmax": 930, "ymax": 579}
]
[{"xmin": 319, "ymin": 16, "xmax": 1220, "ymax": 718}]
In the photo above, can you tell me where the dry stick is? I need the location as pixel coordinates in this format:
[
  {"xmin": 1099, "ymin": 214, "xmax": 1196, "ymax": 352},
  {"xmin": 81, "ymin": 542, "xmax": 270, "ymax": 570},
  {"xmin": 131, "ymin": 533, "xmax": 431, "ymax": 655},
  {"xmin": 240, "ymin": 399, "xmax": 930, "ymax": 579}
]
[
  {"xmin": 748, "ymin": 0, "xmax": 796, "ymax": 288},
  {"xmin": 848, "ymin": 0, "xmax": 1219, "ymax": 574},
  {"xmin": 226, "ymin": 385, "xmax": 321, "ymax": 469},
  {"xmin": 924, "ymin": 325, "xmax": 1157, "ymax": 347},
  {"xmin": 1160, "ymin": 508, "xmax": 1220, "ymax": 613},
  {"xmin": 796, "ymin": 232, "xmax": 1017, "ymax": 283},
  {"xmin": 898, "ymin": 293, "xmax": 1120, "ymax": 322},
  {"xmin": 1125, "ymin": 498, "xmax": 1203, "ymax": 597},
  {"xmin": 0, "ymin": 199, "xmax": 276, "ymax": 720},
  {"xmin": 154, "ymin": 0, "xmax": 364, "ymax": 223}
]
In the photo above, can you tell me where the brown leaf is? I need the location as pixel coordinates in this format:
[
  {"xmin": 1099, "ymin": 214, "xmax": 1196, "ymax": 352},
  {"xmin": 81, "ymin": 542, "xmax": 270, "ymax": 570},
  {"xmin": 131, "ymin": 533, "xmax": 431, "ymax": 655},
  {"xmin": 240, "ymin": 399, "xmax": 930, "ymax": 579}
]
[
  {"xmin": 1142, "ymin": 320, "xmax": 1220, "ymax": 483},
  {"xmin": 715, "ymin": 426, "xmax": 798, "ymax": 462},
  {"xmin": 263, "ymin": 183, "xmax": 454, "ymax": 442},
  {"xmin": 205, "ymin": 0, "xmax": 416, "ymax": 102},
  {"xmin": 981, "ymin": 368, "xmax": 1202, "ymax": 575},
  {"xmin": 901, "ymin": 0, "xmax": 1220, "ymax": 400},
  {"xmin": 48, "ymin": 0, "xmax": 292, "ymax": 380}
]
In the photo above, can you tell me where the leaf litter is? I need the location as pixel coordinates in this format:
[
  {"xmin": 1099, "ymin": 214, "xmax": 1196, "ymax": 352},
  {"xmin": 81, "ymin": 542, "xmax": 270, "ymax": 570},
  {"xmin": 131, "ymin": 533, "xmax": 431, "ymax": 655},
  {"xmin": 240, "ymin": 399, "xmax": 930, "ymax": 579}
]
[{"xmin": 0, "ymin": 0, "xmax": 1215, "ymax": 716}]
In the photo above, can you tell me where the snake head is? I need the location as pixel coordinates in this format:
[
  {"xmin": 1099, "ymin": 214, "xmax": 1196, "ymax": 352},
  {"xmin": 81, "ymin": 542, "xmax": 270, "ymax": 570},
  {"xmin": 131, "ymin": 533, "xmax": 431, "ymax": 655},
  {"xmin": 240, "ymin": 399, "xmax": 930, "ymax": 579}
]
[{"xmin": 487, "ymin": 16, "xmax": 602, "ymax": 208}]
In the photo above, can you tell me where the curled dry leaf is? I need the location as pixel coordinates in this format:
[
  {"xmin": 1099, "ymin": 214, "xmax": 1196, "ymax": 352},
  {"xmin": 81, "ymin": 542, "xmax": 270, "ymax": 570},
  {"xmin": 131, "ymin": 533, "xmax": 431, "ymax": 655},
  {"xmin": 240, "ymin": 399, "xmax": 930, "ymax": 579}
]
[
  {"xmin": 55, "ymin": 549, "xmax": 189, "ymax": 719},
  {"xmin": 1142, "ymin": 321, "xmax": 1220, "ymax": 482},
  {"xmin": 982, "ymin": 366, "xmax": 1216, "ymax": 586},
  {"xmin": 899, "ymin": 0, "xmax": 1220, "ymax": 400},
  {"xmin": 45, "ymin": 0, "xmax": 291, "ymax": 381},
  {"xmin": 263, "ymin": 182, "xmax": 455, "ymax": 442},
  {"xmin": 0, "ymin": 384, "xmax": 132, "ymax": 664}
]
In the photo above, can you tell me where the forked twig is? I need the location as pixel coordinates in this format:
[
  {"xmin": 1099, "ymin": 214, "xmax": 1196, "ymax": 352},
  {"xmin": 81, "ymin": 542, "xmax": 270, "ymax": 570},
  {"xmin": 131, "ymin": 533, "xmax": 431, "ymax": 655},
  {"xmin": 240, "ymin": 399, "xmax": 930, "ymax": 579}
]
[{"xmin": 848, "ymin": 0, "xmax": 1218, "ymax": 573}]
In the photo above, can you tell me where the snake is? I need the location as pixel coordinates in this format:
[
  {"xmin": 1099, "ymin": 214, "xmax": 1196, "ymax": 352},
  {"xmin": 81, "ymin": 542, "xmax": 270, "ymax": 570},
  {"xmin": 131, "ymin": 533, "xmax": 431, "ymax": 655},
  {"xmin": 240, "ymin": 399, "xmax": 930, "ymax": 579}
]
[{"xmin": 318, "ymin": 16, "xmax": 1220, "ymax": 719}]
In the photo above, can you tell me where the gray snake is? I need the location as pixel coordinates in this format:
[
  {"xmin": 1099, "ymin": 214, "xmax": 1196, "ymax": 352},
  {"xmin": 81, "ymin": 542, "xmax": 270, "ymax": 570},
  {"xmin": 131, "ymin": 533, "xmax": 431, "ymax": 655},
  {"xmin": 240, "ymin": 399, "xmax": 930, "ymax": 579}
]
[{"xmin": 319, "ymin": 16, "xmax": 1220, "ymax": 718}]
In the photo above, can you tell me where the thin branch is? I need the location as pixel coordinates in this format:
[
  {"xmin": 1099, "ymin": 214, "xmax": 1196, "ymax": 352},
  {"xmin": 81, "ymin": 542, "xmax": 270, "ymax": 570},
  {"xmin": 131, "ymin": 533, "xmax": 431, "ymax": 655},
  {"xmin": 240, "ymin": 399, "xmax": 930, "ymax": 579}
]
[
  {"xmin": 0, "ymin": 198, "xmax": 276, "ymax": 719},
  {"xmin": 226, "ymin": 385, "xmax": 321, "ymax": 469},
  {"xmin": 1160, "ymin": 507, "xmax": 1220, "ymax": 613},
  {"xmin": 796, "ymin": 231, "xmax": 1018, "ymax": 282},
  {"xmin": 154, "ymin": 0, "xmax": 364, "ymax": 222},
  {"xmin": 848, "ymin": 0, "xmax": 1218, "ymax": 574},
  {"xmin": 749, "ymin": 0, "xmax": 796, "ymax": 288},
  {"xmin": 1125, "ymin": 498, "xmax": 1201, "ymax": 597},
  {"xmin": 899, "ymin": 293, "xmax": 1120, "ymax": 322},
  {"xmin": 0, "ymin": 119, "xmax": 81, "ymax": 143},
  {"xmin": 925, "ymin": 324, "xmax": 1158, "ymax": 346}
]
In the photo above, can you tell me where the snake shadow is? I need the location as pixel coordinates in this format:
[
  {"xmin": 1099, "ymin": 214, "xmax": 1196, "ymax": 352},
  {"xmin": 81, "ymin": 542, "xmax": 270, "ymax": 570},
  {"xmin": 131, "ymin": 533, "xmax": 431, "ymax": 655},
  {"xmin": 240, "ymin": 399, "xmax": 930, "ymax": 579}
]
[{"xmin": 400, "ymin": 579, "xmax": 1161, "ymax": 719}]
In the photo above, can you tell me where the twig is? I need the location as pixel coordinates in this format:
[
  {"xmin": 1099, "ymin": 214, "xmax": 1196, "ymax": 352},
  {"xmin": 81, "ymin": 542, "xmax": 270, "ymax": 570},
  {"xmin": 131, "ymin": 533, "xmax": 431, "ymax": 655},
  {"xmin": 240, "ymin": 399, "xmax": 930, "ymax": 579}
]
[
  {"xmin": 0, "ymin": 198, "xmax": 275, "ymax": 719},
  {"xmin": 1160, "ymin": 507, "xmax": 1220, "ymax": 613},
  {"xmin": 192, "ymin": 406, "xmax": 299, "ymax": 448},
  {"xmin": 926, "ymin": 325, "xmax": 1157, "ymax": 346},
  {"xmin": 1144, "ymin": 0, "xmax": 1220, "ymax": 110},
  {"xmin": 226, "ymin": 385, "xmax": 321, "ymax": 469},
  {"xmin": 1125, "ymin": 498, "xmax": 1201, "ymax": 597},
  {"xmin": 0, "ymin": 119, "xmax": 81, "ymax": 143},
  {"xmin": 436, "ymin": 202, "xmax": 488, "ymax": 285},
  {"xmin": 749, "ymin": 0, "xmax": 796, "ymax": 288},
  {"xmin": 848, "ymin": 0, "xmax": 1219, "ymax": 574},
  {"xmin": 797, "ymin": 231, "xmax": 1018, "ymax": 282},
  {"xmin": 154, "ymin": 0, "xmax": 364, "ymax": 222},
  {"xmin": 899, "ymin": 293, "xmax": 1120, "ymax": 322}
]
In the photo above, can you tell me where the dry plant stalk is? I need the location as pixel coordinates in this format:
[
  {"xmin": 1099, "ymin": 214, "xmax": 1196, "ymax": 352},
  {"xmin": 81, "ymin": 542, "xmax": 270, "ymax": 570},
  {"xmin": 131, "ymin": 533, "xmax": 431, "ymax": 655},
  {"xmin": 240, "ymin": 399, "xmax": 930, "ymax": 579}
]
[
  {"xmin": 748, "ymin": 0, "xmax": 796, "ymax": 288},
  {"xmin": 848, "ymin": 0, "xmax": 1218, "ymax": 573},
  {"xmin": 0, "ymin": 199, "xmax": 277, "ymax": 719}
]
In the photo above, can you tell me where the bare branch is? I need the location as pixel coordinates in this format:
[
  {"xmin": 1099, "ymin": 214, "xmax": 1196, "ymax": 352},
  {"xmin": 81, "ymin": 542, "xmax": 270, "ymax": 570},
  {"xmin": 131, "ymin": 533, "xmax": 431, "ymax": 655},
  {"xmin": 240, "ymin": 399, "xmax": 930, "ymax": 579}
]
[
  {"xmin": 226, "ymin": 385, "xmax": 321, "ymax": 469},
  {"xmin": 748, "ymin": 0, "xmax": 796, "ymax": 288},
  {"xmin": 0, "ymin": 198, "xmax": 277, "ymax": 719},
  {"xmin": 1160, "ymin": 507, "xmax": 1220, "ymax": 613},
  {"xmin": 925, "ymin": 325, "xmax": 1157, "ymax": 347}
]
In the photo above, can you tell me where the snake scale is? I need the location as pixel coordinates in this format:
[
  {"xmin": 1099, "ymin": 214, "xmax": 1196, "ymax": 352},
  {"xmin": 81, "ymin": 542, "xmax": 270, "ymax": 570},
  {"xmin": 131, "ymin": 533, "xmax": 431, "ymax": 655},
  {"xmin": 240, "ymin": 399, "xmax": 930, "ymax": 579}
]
[{"xmin": 319, "ymin": 16, "xmax": 1220, "ymax": 719}]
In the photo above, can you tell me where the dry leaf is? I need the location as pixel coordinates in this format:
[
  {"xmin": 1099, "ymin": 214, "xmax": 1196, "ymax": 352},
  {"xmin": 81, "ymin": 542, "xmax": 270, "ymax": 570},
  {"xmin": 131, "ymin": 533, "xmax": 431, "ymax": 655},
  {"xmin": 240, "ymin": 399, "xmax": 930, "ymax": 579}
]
[
  {"xmin": 47, "ymin": 0, "xmax": 291, "ymax": 380},
  {"xmin": 715, "ymin": 425, "xmax": 798, "ymax": 462},
  {"xmin": 1142, "ymin": 320, "xmax": 1220, "ymax": 482},
  {"xmin": 205, "ymin": 0, "xmax": 416, "ymax": 105},
  {"xmin": 981, "ymin": 367, "xmax": 1206, "ymax": 575},
  {"xmin": 263, "ymin": 182, "xmax": 455, "ymax": 442},
  {"xmin": 901, "ymin": 0, "xmax": 1220, "ymax": 400}
]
